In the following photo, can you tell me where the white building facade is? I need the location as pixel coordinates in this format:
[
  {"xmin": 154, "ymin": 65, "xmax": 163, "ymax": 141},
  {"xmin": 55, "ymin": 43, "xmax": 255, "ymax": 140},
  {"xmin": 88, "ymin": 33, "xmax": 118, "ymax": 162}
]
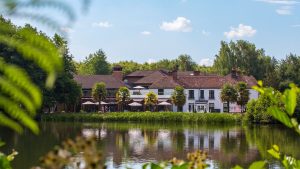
[{"xmin": 125, "ymin": 69, "xmax": 259, "ymax": 113}]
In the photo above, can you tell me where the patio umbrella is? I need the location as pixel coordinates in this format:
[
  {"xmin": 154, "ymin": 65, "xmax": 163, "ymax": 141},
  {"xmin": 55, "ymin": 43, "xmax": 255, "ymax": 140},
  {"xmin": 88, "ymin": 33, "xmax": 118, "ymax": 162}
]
[
  {"xmin": 158, "ymin": 101, "xmax": 172, "ymax": 111},
  {"xmin": 158, "ymin": 101, "xmax": 172, "ymax": 106},
  {"xmin": 82, "ymin": 101, "xmax": 96, "ymax": 105},
  {"xmin": 133, "ymin": 86, "xmax": 144, "ymax": 89},
  {"xmin": 95, "ymin": 101, "xmax": 108, "ymax": 105},
  {"xmin": 128, "ymin": 102, "xmax": 142, "ymax": 107}
]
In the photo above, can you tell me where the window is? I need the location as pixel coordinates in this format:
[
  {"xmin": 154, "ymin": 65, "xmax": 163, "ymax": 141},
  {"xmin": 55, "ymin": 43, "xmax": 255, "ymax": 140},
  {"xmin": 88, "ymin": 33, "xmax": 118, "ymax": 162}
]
[
  {"xmin": 83, "ymin": 90, "xmax": 90, "ymax": 97},
  {"xmin": 188, "ymin": 90, "xmax": 194, "ymax": 99},
  {"xmin": 209, "ymin": 103, "xmax": 214, "ymax": 112},
  {"xmin": 200, "ymin": 90, "xmax": 204, "ymax": 99},
  {"xmin": 223, "ymin": 103, "xmax": 229, "ymax": 112},
  {"xmin": 209, "ymin": 90, "xmax": 215, "ymax": 99},
  {"xmin": 189, "ymin": 103, "xmax": 194, "ymax": 112},
  {"xmin": 158, "ymin": 89, "xmax": 164, "ymax": 95}
]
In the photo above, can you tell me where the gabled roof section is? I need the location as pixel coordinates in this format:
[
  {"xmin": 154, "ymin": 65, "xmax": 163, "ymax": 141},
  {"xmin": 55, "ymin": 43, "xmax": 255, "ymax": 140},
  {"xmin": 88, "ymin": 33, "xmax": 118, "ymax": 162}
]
[
  {"xmin": 149, "ymin": 76, "xmax": 180, "ymax": 89},
  {"xmin": 74, "ymin": 75, "xmax": 126, "ymax": 89},
  {"xmin": 176, "ymin": 74, "xmax": 257, "ymax": 89},
  {"xmin": 126, "ymin": 70, "xmax": 156, "ymax": 77},
  {"xmin": 176, "ymin": 76, "xmax": 226, "ymax": 89},
  {"xmin": 224, "ymin": 74, "xmax": 257, "ymax": 88},
  {"xmin": 134, "ymin": 71, "xmax": 165, "ymax": 84}
]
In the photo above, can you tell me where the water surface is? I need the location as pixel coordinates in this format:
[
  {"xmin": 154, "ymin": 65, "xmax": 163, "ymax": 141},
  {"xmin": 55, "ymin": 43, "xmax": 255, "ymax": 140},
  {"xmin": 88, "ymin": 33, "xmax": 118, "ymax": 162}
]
[{"xmin": 1, "ymin": 122, "xmax": 300, "ymax": 169}]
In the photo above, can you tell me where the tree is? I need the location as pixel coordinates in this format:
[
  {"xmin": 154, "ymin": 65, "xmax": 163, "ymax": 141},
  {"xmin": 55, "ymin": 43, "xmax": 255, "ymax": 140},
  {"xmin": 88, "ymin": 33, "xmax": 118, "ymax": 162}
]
[
  {"xmin": 92, "ymin": 82, "xmax": 107, "ymax": 111},
  {"xmin": 236, "ymin": 82, "xmax": 250, "ymax": 113},
  {"xmin": 213, "ymin": 40, "xmax": 276, "ymax": 83},
  {"xmin": 176, "ymin": 54, "xmax": 197, "ymax": 71},
  {"xmin": 220, "ymin": 84, "xmax": 238, "ymax": 113},
  {"xmin": 116, "ymin": 87, "xmax": 131, "ymax": 112},
  {"xmin": 277, "ymin": 54, "xmax": 300, "ymax": 91},
  {"xmin": 144, "ymin": 91, "xmax": 158, "ymax": 111},
  {"xmin": 79, "ymin": 49, "xmax": 111, "ymax": 75},
  {"xmin": 171, "ymin": 86, "xmax": 186, "ymax": 112},
  {"xmin": 51, "ymin": 34, "xmax": 82, "ymax": 112}
]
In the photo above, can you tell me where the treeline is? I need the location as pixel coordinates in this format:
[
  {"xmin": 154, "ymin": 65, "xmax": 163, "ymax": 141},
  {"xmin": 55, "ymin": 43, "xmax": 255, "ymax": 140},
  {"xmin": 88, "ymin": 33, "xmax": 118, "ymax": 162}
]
[
  {"xmin": 77, "ymin": 41, "xmax": 300, "ymax": 91},
  {"xmin": 76, "ymin": 51, "xmax": 214, "ymax": 75}
]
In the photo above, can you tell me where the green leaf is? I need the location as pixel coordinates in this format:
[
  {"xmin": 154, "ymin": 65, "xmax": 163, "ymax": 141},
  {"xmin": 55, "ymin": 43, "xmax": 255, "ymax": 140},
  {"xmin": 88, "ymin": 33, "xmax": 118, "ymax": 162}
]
[
  {"xmin": 171, "ymin": 163, "xmax": 189, "ymax": 169},
  {"xmin": 272, "ymin": 145, "xmax": 279, "ymax": 152},
  {"xmin": 268, "ymin": 106, "xmax": 293, "ymax": 128},
  {"xmin": 257, "ymin": 80, "xmax": 263, "ymax": 87},
  {"xmin": 232, "ymin": 165, "xmax": 243, "ymax": 169},
  {"xmin": 284, "ymin": 88, "xmax": 297, "ymax": 116},
  {"xmin": 248, "ymin": 161, "xmax": 266, "ymax": 169},
  {"xmin": 150, "ymin": 163, "xmax": 163, "ymax": 169},
  {"xmin": 268, "ymin": 146, "xmax": 280, "ymax": 160},
  {"xmin": 0, "ymin": 141, "xmax": 5, "ymax": 147},
  {"xmin": 142, "ymin": 163, "xmax": 149, "ymax": 169},
  {"xmin": 0, "ymin": 154, "xmax": 12, "ymax": 169}
]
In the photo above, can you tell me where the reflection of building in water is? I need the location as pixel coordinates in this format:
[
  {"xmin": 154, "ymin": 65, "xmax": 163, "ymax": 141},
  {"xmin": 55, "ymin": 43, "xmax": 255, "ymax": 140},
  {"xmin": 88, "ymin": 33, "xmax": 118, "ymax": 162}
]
[
  {"xmin": 87, "ymin": 126, "xmax": 260, "ymax": 169},
  {"xmin": 184, "ymin": 130, "xmax": 222, "ymax": 150}
]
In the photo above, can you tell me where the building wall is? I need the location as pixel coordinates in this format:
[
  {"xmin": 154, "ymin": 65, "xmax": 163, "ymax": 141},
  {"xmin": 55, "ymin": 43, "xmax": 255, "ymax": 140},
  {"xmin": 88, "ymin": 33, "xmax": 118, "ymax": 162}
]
[
  {"xmin": 182, "ymin": 89, "xmax": 259, "ymax": 112},
  {"xmin": 129, "ymin": 88, "xmax": 259, "ymax": 113}
]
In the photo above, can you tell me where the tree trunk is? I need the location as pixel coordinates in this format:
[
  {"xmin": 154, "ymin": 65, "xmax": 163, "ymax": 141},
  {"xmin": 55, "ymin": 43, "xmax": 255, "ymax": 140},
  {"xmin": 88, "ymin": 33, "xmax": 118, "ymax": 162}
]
[{"xmin": 227, "ymin": 101, "xmax": 230, "ymax": 113}]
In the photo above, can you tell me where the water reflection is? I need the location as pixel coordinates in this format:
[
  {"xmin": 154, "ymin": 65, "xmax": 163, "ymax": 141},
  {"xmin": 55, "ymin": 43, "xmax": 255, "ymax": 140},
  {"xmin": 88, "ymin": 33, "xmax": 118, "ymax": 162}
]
[{"xmin": 0, "ymin": 122, "xmax": 299, "ymax": 169}]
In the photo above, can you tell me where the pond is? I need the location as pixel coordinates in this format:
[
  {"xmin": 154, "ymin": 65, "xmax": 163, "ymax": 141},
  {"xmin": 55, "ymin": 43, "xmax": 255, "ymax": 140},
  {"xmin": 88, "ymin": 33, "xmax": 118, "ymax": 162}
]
[{"xmin": 1, "ymin": 122, "xmax": 300, "ymax": 169}]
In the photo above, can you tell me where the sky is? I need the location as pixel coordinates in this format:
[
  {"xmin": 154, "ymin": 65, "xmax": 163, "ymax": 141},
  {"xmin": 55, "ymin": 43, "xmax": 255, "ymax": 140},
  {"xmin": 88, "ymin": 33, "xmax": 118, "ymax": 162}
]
[{"xmin": 7, "ymin": 0, "xmax": 300, "ymax": 66}]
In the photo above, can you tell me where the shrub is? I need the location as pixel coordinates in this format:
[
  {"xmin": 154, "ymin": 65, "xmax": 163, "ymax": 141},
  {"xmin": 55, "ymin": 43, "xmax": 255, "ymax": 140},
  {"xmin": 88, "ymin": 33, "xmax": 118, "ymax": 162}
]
[
  {"xmin": 40, "ymin": 112, "xmax": 242, "ymax": 124},
  {"xmin": 245, "ymin": 91, "xmax": 282, "ymax": 123}
]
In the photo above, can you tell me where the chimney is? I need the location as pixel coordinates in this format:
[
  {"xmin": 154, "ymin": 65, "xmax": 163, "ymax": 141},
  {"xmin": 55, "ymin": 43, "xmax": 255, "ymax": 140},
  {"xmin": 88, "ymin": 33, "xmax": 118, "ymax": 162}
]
[
  {"xmin": 231, "ymin": 67, "xmax": 238, "ymax": 79},
  {"xmin": 172, "ymin": 65, "xmax": 179, "ymax": 80},
  {"xmin": 193, "ymin": 71, "xmax": 200, "ymax": 76},
  {"xmin": 112, "ymin": 65, "xmax": 123, "ymax": 81}
]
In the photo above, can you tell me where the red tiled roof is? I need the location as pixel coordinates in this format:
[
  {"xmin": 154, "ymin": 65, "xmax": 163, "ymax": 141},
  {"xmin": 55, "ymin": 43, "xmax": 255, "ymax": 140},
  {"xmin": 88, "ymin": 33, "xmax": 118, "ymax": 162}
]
[
  {"xmin": 149, "ymin": 76, "xmax": 180, "ymax": 89},
  {"xmin": 126, "ymin": 70, "xmax": 156, "ymax": 77},
  {"xmin": 134, "ymin": 71, "xmax": 165, "ymax": 84},
  {"xmin": 74, "ymin": 75, "xmax": 126, "ymax": 89},
  {"xmin": 176, "ymin": 74, "xmax": 257, "ymax": 89}
]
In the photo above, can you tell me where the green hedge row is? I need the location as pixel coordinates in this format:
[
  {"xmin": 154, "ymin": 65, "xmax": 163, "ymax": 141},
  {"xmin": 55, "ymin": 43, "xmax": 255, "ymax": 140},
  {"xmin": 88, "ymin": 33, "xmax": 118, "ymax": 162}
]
[{"xmin": 39, "ymin": 112, "xmax": 242, "ymax": 124}]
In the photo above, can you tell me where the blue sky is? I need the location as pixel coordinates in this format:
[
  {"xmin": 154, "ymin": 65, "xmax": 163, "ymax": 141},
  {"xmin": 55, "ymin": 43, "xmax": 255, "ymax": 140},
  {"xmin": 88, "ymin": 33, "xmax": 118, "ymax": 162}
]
[{"xmin": 7, "ymin": 0, "xmax": 300, "ymax": 65}]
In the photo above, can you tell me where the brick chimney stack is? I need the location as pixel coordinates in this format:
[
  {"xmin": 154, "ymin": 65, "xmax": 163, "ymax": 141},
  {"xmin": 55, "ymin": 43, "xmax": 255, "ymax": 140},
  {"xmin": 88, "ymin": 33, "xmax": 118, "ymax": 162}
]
[
  {"xmin": 193, "ymin": 71, "xmax": 200, "ymax": 76},
  {"xmin": 172, "ymin": 65, "xmax": 179, "ymax": 80},
  {"xmin": 112, "ymin": 65, "xmax": 123, "ymax": 81}
]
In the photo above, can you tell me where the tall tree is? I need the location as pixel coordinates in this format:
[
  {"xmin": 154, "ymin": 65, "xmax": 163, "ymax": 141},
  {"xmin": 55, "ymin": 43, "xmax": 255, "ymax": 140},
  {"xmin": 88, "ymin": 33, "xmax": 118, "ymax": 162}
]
[
  {"xmin": 52, "ymin": 34, "xmax": 82, "ymax": 112},
  {"xmin": 116, "ymin": 87, "xmax": 131, "ymax": 112},
  {"xmin": 176, "ymin": 54, "xmax": 197, "ymax": 71},
  {"xmin": 171, "ymin": 86, "xmax": 186, "ymax": 112},
  {"xmin": 79, "ymin": 49, "xmax": 111, "ymax": 75},
  {"xmin": 213, "ymin": 40, "xmax": 276, "ymax": 83},
  {"xmin": 277, "ymin": 54, "xmax": 300, "ymax": 91},
  {"xmin": 220, "ymin": 84, "xmax": 238, "ymax": 113},
  {"xmin": 92, "ymin": 82, "xmax": 107, "ymax": 111},
  {"xmin": 144, "ymin": 91, "xmax": 158, "ymax": 111},
  {"xmin": 236, "ymin": 82, "xmax": 250, "ymax": 113}
]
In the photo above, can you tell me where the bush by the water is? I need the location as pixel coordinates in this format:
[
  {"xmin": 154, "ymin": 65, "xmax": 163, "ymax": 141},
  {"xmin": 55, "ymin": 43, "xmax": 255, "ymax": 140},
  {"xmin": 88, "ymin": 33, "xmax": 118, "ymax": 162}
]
[
  {"xmin": 40, "ymin": 112, "xmax": 242, "ymax": 124},
  {"xmin": 245, "ymin": 91, "xmax": 281, "ymax": 123}
]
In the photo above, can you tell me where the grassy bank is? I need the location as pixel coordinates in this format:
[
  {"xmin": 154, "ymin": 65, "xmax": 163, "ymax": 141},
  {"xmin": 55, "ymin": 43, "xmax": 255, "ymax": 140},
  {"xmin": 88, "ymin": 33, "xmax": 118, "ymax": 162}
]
[{"xmin": 39, "ymin": 112, "xmax": 242, "ymax": 124}]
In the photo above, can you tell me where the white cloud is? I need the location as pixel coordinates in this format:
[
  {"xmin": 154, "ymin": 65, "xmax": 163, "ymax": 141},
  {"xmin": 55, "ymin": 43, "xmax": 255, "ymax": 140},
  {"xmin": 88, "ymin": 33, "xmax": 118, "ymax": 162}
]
[
  {"xmin": 141, "ymin": 31, "xmax": 151, "ymax": 35},
  {"xmin": 160, "ymin": 17, "xmax": 192, "ymax": 32},
  {"xmin": 201, "ymin": 30, "xmax": 210, "ymax": 36},
  {"xmin": 92, "ymin": 21, "xmax": 112, "ymax": 28},
  {"xmin": 276, "ymin": 6, "xmax": 292, "ymax": 15},
  {"xmin": 256, "ymin": 0, "xmax": 299, "ymax": 5},
  {"xmin": 60, "ymin": 27, "xmax": 74, "ymax": 33},
  {"xmin": 199, "ymin": 58, "xmax": 214, "ymax": 67},
  {"xmin": 224, "ymin": 24, "xmax": 257, "ymax": 39},
  {"xmin": 291, "ymin": 24, "xmax": 300, "ymax": 27},
  {"xmin": 147, "ymin": 58, "xmax": 156, "ymax": 64}
]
